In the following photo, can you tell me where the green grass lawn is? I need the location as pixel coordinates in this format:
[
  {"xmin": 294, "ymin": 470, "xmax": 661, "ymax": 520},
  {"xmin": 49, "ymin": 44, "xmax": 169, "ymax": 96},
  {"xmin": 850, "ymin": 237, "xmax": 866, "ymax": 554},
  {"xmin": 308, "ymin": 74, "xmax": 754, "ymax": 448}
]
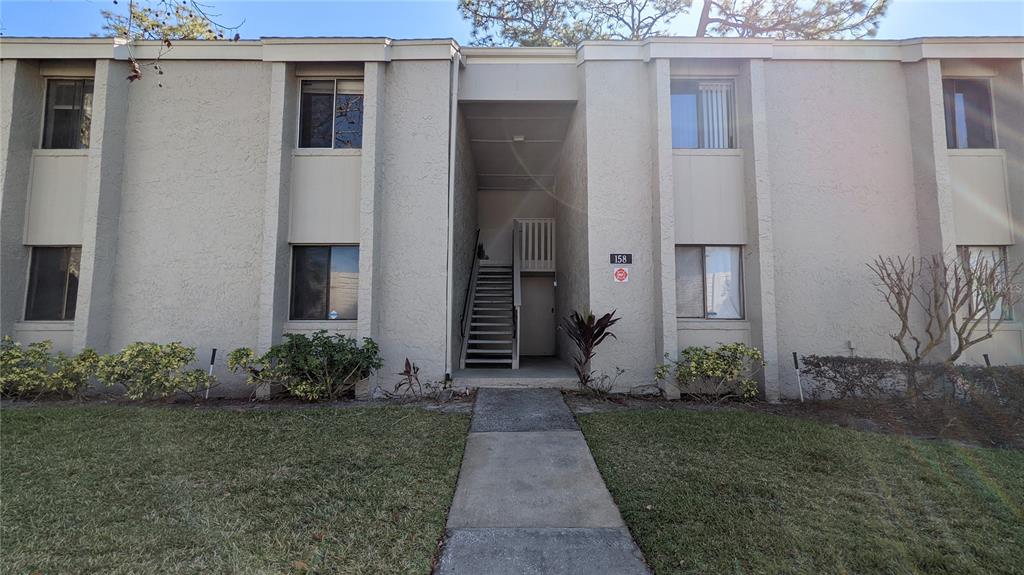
[
  {"xmin": 1, "ymin": 405, "xmax": 469, "ymax": 575},
  {"xmin": 579, "ymin": 409, "xmax": 1024, "ymax": 575}
]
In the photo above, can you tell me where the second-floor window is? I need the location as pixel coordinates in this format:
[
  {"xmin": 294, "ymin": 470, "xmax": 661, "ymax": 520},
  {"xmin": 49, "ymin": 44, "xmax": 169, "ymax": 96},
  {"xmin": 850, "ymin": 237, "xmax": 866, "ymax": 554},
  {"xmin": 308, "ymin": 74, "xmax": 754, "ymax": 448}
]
[
  {"xmin": 298, "ymin": 79, "xmax": 364, "ymax": 149},
  {"xmin": 42, "ymin": 79, "xmax": 93, "ymax": 149},
  {"xmin": 943, "ymin": 78, "xmax": 995, "ymax": 149},
  {"xmin": 671, "ymin": 79, "xmax": 735, "ymax": 149}
]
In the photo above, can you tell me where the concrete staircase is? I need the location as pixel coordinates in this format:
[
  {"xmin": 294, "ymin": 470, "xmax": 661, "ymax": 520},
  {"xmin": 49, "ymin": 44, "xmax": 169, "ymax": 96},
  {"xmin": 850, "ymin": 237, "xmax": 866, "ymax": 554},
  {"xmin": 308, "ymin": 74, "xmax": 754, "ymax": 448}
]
[{"xmin": 464, "ymin": 265, "xmax": 514, "ymax": 367}]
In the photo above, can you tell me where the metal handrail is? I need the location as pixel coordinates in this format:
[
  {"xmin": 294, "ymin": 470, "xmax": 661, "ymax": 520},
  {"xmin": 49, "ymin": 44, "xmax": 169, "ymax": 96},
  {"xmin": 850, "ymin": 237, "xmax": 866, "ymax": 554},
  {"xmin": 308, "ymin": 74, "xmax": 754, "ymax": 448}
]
[
  {"xmin": 512, "ymin": 221, "xmax": 522, "ymax": 369},
  {"xmin": 460, "ymin": 229, "xmax": 481, "ymax": 340}
]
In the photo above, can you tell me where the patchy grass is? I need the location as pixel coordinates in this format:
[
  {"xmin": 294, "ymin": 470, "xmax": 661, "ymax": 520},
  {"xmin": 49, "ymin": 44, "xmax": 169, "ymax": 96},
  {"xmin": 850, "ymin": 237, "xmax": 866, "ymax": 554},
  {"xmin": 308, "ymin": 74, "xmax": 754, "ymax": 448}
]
[
  {"xmin": 579, "ymin": 409, "xmax": 1024, "ymax": 575},
  {"xmin": 1, "ymin": 406, "xmax": 469, "ymax": 575}
]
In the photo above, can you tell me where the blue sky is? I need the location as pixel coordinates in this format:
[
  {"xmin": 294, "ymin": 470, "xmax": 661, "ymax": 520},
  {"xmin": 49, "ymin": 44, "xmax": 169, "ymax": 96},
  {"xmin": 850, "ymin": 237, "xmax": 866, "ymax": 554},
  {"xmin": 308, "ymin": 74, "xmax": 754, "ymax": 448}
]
[{"xmin": 0, "ymin": 0, "xmax": 1021, "ymax": 40}]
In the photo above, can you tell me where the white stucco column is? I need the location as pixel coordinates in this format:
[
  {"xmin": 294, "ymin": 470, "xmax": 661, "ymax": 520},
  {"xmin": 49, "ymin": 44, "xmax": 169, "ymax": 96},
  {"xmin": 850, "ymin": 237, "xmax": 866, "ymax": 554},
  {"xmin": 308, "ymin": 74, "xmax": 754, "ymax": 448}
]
[
  {"xmin": 745, "ymin": 59, "xmax": 781, "ymax": 401},
  {"xmin": 0, "ymin": 60, "xmax": 43, "ymax": 340},
  {"xmin": 73, "ymin": 59, "xmax": 129, "ymax": 353},
  {"xmin": 256, "ymin": 62, "xmax": 296, "ymax": 353},
  {"xmin": 649, "ymin": 57, "xmax": 680, "ymax": 399}
]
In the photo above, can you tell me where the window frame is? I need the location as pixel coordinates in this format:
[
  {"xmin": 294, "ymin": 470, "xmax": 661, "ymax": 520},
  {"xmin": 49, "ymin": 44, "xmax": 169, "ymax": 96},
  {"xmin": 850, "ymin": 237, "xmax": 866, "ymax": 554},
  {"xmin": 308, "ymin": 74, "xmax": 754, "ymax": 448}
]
[
  {"xmin": 669, "ymin": 78, "xmax": 737, "ymax": 150},
  {"xmin": 23, "ymin": 245, "xmax": 81, "ymax": 322},
  {"xmin": 295, "ymin": 77, "xmax": 365, "ymax": 150},
  {"xmin": 957, "ymin": 245, "xmax": 1013, "ymax": 321},
  {"xmin": 942, "ymin": 76, "xmax": 998, "ymax": 150},
  {"xmin": 675, "ymin": 244, "xmax": 745, "ymax": 320},
  {"xmin": 40, "ymin": 77, "xmax": 94, "ymax": 150},
  {"xmin": 288, "ymin": 244, "xmax": 361, "ymax": 321}
]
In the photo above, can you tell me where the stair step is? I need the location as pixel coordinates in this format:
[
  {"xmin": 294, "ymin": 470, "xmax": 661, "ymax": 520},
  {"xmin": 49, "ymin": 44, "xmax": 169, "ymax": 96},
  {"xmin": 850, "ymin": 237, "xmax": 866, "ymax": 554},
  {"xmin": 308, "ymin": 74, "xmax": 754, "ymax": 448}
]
[
  {"xmin": 470, "ymin": 330, "xmax": 513, "ymax": 335},
  {"xmin": 467, "ymin": 349, "xmax": 513, "ymax": 355},
  {"xmin": 468, "ymin": 339, "xmax": 513, "ymax": 344},
  {"xmin": 471, "ymin": 322, "xmax": 513, "ymax": 327},
  {"xmin": 465, "ymin": 358, "xmax": 514, "ymax": 364}
]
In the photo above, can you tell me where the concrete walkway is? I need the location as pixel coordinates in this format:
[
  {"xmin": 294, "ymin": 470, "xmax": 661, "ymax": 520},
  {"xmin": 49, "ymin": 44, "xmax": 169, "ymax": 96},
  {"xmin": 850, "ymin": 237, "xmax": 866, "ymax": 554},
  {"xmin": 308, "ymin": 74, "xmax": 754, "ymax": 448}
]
[{"xmin": 437, "ymin": 389, "xmax": 650, "ymax": 575}]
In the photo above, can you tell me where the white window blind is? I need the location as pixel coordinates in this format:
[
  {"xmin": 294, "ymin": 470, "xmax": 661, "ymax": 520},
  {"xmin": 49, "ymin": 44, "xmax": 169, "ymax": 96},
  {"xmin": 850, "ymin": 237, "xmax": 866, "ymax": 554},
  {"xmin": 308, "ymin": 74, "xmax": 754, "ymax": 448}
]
[{"xmin": 699, "ymin": 82, "xmax": 731, "ymax": 149}]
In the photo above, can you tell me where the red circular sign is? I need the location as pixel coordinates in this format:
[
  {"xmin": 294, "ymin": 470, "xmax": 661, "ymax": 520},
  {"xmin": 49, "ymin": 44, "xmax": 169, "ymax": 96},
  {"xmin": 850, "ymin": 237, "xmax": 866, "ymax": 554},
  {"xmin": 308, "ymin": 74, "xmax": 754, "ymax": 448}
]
[{"xmin": 614, "ymin": 267, "xmax": 629, "ymax": 282}]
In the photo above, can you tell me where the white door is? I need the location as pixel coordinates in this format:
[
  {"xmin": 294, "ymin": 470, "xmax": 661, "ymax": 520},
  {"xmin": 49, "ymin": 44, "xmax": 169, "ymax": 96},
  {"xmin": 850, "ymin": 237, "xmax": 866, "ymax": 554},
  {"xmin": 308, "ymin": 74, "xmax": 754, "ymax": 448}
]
[{"xmin": 521, "ymin": 276, "xmax": 556, "ymax": 356}]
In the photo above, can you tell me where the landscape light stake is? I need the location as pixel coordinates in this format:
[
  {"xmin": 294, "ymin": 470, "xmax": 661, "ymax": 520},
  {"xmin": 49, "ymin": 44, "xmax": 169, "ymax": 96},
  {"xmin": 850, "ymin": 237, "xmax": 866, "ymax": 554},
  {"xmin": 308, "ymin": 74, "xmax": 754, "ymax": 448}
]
[
  {"xmin": 793, "ymin": 352, "xmax": 804, "ymax": 403},
  {"xmin": 205, "ymin": 348, "xmax": 217, "ymax": 399}
]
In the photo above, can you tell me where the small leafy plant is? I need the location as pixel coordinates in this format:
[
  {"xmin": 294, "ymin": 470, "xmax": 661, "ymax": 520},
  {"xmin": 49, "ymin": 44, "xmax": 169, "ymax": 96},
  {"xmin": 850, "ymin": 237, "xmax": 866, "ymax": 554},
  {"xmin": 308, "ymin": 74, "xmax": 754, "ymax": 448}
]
[
  {"xmin": 560, "ymin": 309, "xmax": 621, "ymax": 391},
  {"xmin": 228, "ymin": 331, "xmax": 382, "ymax": 401},
  {"xmin": 0, "ymin": 337, "xmax": 100, "ymax": 399},
  {"xmin": 656, "ymin": 343, "xmax": 764, "ymax": 401},
  {"xmin": 95, "ymin": 341, "xmax": 213, "ymax": 400}
]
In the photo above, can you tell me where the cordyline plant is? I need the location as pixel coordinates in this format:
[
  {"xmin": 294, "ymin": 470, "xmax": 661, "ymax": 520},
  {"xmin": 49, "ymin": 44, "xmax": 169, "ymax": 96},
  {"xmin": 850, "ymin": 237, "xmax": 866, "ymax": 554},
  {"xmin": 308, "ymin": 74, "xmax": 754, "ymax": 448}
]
[
  {"xmin": 867, "ymin": 251, "xmax": 1022, "ymax": 396},
  {"xmin": 560, "ymin": 309, "xmax": 621, "ymax": 390}
]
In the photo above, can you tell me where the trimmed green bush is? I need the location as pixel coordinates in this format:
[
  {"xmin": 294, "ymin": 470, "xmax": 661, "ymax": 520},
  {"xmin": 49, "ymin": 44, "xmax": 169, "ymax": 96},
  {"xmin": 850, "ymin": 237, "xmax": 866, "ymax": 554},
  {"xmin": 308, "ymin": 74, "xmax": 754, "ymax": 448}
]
[
  {"xmin": 657, "ymin": 342, "xmax": 764, "ymax": 400},
  {"xmin": 95, "ymin": 342, "xmax": 213, "ymax": 400},
  {"xmin": 0, "ymin": 336, "xmax": 99, "ymax": 399},
  {"xmin": 228, "ymin": 331, "xmax": 382, "ymax": 401}
]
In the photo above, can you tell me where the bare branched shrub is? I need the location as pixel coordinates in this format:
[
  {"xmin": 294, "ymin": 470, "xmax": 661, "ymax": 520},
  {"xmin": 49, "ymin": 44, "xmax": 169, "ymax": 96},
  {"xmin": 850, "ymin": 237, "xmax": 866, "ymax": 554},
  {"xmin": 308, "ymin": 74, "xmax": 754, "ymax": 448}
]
[
  {"xmin": 867, "ymin": 251, "xmax": 1022, "ymax": 396},
  {"xmin": 800, "ymin": 355, "xmax": 905, "ymax": 400}
]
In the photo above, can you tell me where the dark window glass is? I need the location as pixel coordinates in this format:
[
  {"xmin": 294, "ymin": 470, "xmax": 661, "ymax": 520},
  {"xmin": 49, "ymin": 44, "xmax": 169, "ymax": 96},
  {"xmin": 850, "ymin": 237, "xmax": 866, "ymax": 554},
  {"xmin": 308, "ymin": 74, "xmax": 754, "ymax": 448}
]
[
  {"xmin": 298, "ymin": 80, "xmax": 335, "ymax": 148},
  {"xmin": 943, "ymin": 78, "xmax": 995, "ymax": 149},
  {"xmin": 671, "ymin": 79, "xmax": 734, "ymax": 149},
  {"xmin": 674, "ymin": 245, "xmax": 743, "ymax": 319},
  {"xmin": 290, "ymin": 246, "xmax": 360, "ymax": 320},
  {"xmin": 298, "ymin": 79, "xmax": 364, "ymax": 149},
  {"xmin": 334, "ymin": 93, "xmax": 364, "ymax": 149},
  {"xmin": 42, "ymin": 79, "xmax": 93, "ymax": 149},
  {"xmin": 25, "ymin": 246, "xmax": 80, "ymax": 321}
]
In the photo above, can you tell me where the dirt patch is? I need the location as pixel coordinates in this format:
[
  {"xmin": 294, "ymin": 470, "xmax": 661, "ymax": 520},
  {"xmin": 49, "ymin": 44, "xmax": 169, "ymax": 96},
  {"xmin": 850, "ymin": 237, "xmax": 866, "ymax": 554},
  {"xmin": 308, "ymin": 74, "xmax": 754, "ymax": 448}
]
[{"xmin": 565, "ymin": 392, "xmax": 1023, "ymax": 450}]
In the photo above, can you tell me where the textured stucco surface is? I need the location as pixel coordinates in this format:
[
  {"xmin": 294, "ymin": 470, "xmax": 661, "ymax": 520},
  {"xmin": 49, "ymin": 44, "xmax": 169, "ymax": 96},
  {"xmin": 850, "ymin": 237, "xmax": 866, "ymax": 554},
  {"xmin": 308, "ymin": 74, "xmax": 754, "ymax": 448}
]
[
  {"xmin": 451, "ymin": 109, "xmax": 478, "ymax": 367},
  {"xmin": 23, "ymin": 152, "xmax": 88, "ymax": 245},
  {"xmin": 108, "ymin": 61, "xmax": 270, "ymax": 386},
  {"xmin": 375, "ymin": 59, "xmax": 453, "ymax": 388},
  {"xmin": 583, "ymin": 60, "xmax": 657, "ymax": 388},
  {"xmin": 765, "ymin": 60, "xmax": 922, "ymax": 396},
  {"xmin": 478, "ymin": 188, "xmax": 555, "ymax": 264},
  {"xmin": 0, "ymin": 60, "xmax": 43, "ymax": 341},
  {"xmin": 553, "ymin": 70, "xmax": 589, "ymax": 367}
]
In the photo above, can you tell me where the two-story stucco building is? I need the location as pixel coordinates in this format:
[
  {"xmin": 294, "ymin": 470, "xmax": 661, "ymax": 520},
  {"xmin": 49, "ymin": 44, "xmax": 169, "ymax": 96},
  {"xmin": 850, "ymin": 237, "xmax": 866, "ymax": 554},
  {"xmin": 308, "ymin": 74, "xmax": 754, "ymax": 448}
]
[{"xmin": 1, "ymin": 36, "xmax": 1021, "ymax": 400}]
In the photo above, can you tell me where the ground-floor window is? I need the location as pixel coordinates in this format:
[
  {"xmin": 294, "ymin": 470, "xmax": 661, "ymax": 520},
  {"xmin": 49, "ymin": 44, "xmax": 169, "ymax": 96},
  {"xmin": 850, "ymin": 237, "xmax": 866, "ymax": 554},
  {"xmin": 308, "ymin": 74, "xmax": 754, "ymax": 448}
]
[
  {"xmin": 25, "ymin": 246, "xmax": 81, "ymax": 321},
  {"xmin": 290, "ymin": 245, "xmax": 359, "ymax": 320},
  {"xmin": 675, "ymin": 245, "xmax": 743, "ymax": 319},
  {"xmin": 958, "ymin": 245, "xmax": 1012, "ymax": 320}
]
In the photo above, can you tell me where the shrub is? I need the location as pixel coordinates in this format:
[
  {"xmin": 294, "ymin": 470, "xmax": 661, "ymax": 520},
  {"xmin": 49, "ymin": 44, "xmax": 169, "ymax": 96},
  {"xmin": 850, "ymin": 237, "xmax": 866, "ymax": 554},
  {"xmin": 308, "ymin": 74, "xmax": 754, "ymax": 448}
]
[
  {"xmin": 0, "ymin": 337, "xmax": 99, "ymax": 399},
  {"xmin": 560, "ymin": 309, "xmax": 621, "ymax": 391},
  {"xmin": 656, "ymin": 343, "xmax": 764, "ymax": 401},
  {"xmin": 228, "ymin": 331, "xmax": 382, "ymax": 401},
  {"xmin": 799, "ymin": 355, "xmax": 906, "ymax": 400},
  {"xmin": 95, "ymin": 341, "xmax": 213, "ymax": 400}
]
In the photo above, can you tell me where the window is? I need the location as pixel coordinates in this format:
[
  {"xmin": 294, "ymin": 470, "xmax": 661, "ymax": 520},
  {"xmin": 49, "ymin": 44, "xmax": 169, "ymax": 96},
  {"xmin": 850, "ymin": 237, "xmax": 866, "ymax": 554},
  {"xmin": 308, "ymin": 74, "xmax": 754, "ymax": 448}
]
[
  {"xmin": 298, "ymin": 79, "xmax": 364, "ymax": 149},
  {"xmin": 42, "ymin": 79, "xmax": 93, "ymax": 149},
  {"xmin": 290, "ymin": 245, "xmax": 359, "ymax": 320},
  {"xmin": 671, "ymin": 79, "xmax": 734, "ymax": 149},
  {"xmin": 958, "ymin": 245, "xmax": 1012, "ymax": 320},
  {"xmin": 943, "ymin": 78, "xmax": 995, "ymax": 149},
  {"xmin": 675, "ymin": 246, "xmax": 743, "ymax": 319},
  {"xmin": 25, "ymin": 246, "xmax": 81, "ymax": 321}
]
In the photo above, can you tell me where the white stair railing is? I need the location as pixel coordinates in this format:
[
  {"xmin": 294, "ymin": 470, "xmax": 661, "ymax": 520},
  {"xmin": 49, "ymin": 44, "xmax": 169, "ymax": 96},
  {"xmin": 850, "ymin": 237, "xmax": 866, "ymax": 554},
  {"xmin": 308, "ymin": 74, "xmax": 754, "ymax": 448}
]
[{"xmin": 516, "ymin": 218, "xmax": 556, "ymax": 272}]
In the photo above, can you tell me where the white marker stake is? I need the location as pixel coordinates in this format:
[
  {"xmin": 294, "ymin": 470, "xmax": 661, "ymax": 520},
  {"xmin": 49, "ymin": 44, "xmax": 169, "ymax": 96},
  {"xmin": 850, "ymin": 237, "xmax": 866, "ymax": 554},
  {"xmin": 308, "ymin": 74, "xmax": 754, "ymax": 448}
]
[
  {"xmin": 792, "ymin": 352, "xmax": 804, "ymax": 403},
  {"xmin": 206, "ymin": 348, "xmax": 217, "ymax": 400}
]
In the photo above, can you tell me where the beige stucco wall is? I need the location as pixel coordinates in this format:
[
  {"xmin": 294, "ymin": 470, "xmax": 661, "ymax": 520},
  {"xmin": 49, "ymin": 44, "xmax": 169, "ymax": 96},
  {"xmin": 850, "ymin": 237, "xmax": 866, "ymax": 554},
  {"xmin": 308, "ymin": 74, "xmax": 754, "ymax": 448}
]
[
  {"xmin": 553, "ymin": 72, "xmax": 589, "ymax": 367},
  {"xmin": 108, "ymin": 61, "xmax": 270, "ymax": 388},
  {"xmin": 374, "ymin": 59, "xmax": 453, "ymax": 388},
  {"xmin": 582, "ymin": 60, "xmax": 659, "ymax": 388},
  {"xmin": 765, "ymin": 60, "xmax": 923, "ymax": 396},
  {"xmin": 451, "ymin": 109, "xmax": 478, "ymax": 367},
  {"xmin": 0, "ymin": 59, "xmax": 44, "ymax": 341}
]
